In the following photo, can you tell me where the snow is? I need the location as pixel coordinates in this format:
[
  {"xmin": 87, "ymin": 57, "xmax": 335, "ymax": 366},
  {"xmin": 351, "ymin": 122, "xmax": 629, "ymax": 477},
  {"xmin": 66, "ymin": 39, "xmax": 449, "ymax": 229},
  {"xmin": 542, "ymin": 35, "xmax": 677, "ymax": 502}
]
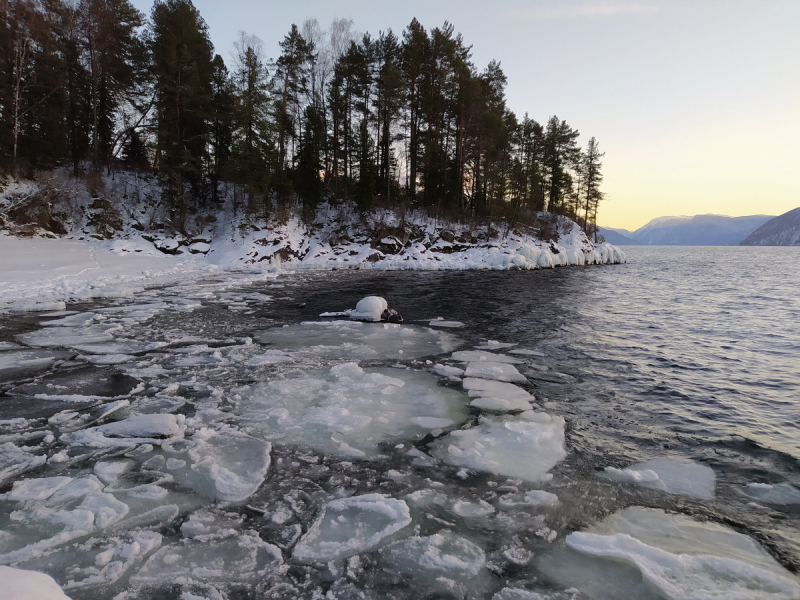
[
  {"xmin": 292, "ymin": 494, "xmax": 412, "ymax": 563},
  {"xmin": 350, "ymin": 295, "xmax": 388, "ymax": 322},
  {"xmin": 430, "ymin": 413, "xmax": 566, "ymax": 482},
  {"xmin": 0, "ymin": 566, "xmax": 71, "ymax": 600},
  {"xmin": 602, "ymin": 458, "xmax": 716, "ymax": 499}
]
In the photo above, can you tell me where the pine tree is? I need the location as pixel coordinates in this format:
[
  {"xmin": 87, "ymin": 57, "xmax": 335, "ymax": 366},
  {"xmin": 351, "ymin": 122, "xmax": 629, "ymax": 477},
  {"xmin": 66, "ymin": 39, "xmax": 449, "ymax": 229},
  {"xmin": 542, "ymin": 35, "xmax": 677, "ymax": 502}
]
[
  {"xmin": 209, "ymin": 54, "xmax": 234, "ymax": 202},
  {"xmin": 273, "ymin": 23, "xmax": 313, "ymax": 197},
  {"xmin": 76, "ymin": 0, "xmax": 144, "ymax": 171},
  {"xmin": 149, "ymin": 0, "xmax": 214, "ymax": 218}
]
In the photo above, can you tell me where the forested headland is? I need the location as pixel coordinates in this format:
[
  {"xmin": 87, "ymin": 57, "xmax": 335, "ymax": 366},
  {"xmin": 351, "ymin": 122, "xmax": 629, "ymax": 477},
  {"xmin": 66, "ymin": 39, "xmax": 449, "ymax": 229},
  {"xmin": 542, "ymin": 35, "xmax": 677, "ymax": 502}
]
[{"xmin": 1, "ymin": 0, "xmax": 606, "ymax": 237}]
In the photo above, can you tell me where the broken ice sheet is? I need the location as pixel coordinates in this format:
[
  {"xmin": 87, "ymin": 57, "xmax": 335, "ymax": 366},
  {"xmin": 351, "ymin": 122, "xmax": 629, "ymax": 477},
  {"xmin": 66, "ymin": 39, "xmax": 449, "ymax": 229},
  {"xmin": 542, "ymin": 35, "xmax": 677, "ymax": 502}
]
[
  {"xmin": 538, "ymin": 507, "xmax": 800, "ymax": 600},
  {"xmin": 254, "ymin": 320, "xmax": 461, "ymax": 360},
  {"xmin": 430, "ymin": 412, "xmax": 566, "ymax": 483},
  {"xmin": 237, "ymin": 363, "xmax": 468, "ymax": 456},
  {"xmin": 13, "ymin": 530, "xmax": 162, "ymax": 592},
  {"xmin": 0, "ymin": 474, "xmax": 131, "ymax": 564},
  {"xmin": 292, "ymin": 494, "xmax": 412, "ymax": 563}
]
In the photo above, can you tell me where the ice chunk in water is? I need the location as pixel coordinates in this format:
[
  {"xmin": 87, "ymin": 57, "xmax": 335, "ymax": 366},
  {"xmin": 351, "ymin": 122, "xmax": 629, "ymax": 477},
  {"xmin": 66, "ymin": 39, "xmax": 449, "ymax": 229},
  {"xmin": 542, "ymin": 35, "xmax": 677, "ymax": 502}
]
[
  {"xmin": 41, "ymin": 312, "xmax": 98, "ymax": 327},
  {"xmin": 463, "ymin": 378, "xmax": 534, "ymax": 412},
  {"xmin": 350, "ymin": 296, "xmax": 388, "ymax": 322},
  {"xmin": 451, "ymin": 350, "xmax": 524, "ymax": 364},
  {"xmin": 7, "ymin": 476, "xmax": 73, "ymax": 501},
  {"xmin": 181, "ymin": 428, "xmax": 271, "ymax": 503},
  {"xmin": 0, "ymin": 350, "xmax": 63, "ymax": 374},
  {"xmin": 94, "ymin": 460, "xmax": 132, "ymax": 484},
  {"xmin": 602, "ymin": 458, "xmax": 716, "ymax": 499},
  {"xmin": 254, "ymin": 320, "xmax": 460, "ymax": 360},
  {"xmin": 452, "ymin": 499, "xmax": 495, "ymax": 518},
  {"xmin": 381, "ymin": 531, "xmax": 487, "ymax": 597},
  {"xmin": 743, "ymin": 482, "xmax": 800, "ymax": 505},
  {"xmin": 63, "ymin": 414, "xmax": 185, "ymax": 447},
  {"xmin": 430, "ymin": 414, "xmax": 566, "ymax": 483},
  {"xmin": 133, "ymin": 532, "xmax": 282, "ymax": 586},
  {"xmin": 539, "ymin": 506, "xmax": 800, "ymax": 600},
  {"xmin": 428, "ymin": 320, "xmax": 464, "ymax": 328},
  {"xmin": 238, "ymin": 364, "xmax": 468, "ymax": 456},
  {"xmin": 464, "ymin": 362, "xmax": 527, "ymax": 383},
  {"xmin": 17, "ymin": 325, "xmax": 115, "ymax": 348},
  {"xmin": 0, "ymin": 442, "xmax": 46, "ymax": 484},
  {"xmin": 0, "ymin": 565, "xmax": 70, "ymax": 600},
  {"xmin": 292, "ymin": 494, "xmax": 411, "ymax": 563}
]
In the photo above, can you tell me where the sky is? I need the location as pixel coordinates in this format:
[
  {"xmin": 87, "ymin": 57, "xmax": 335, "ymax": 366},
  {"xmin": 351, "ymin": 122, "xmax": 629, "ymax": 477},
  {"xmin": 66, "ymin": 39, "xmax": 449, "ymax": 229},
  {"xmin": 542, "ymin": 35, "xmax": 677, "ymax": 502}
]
[{"xmin": 129, "ymin": 0, "xmax": 800, "ymax": 231}]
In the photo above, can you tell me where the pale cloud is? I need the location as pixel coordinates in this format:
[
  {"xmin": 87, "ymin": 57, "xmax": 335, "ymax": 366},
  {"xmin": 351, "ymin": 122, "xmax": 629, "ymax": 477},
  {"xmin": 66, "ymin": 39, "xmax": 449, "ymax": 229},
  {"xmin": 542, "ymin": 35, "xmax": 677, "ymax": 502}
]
[{"xmin": 511, "ymin": 1, "xmax": 662, "ymax": 19}]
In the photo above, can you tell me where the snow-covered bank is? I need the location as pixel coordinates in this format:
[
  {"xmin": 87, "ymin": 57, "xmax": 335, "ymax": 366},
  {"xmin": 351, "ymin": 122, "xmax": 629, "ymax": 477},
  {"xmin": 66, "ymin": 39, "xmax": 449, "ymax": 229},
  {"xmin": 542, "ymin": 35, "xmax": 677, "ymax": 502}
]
[{"xmin": 0, "ymin": 172, "xmax": 624, "ymax": 313}]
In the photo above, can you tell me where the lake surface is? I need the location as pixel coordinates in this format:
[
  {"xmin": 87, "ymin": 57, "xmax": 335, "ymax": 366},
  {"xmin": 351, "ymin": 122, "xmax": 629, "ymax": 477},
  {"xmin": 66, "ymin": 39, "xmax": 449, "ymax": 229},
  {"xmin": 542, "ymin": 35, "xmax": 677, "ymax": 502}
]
[{"xmin": 1, "ymin": 245, "xmax": 798, "ymax": 599}]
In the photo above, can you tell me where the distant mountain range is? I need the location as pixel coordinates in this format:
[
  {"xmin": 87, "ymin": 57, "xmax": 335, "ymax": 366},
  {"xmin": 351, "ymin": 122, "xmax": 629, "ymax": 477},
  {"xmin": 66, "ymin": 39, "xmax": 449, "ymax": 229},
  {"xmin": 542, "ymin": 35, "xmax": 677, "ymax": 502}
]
[
  {"xmin": 739, "ymin": 207, "xmax": 800, "ymax": 246},
  {"xmin": 600, "ymin": 213, "xmax": 776, "ymax": 246}
]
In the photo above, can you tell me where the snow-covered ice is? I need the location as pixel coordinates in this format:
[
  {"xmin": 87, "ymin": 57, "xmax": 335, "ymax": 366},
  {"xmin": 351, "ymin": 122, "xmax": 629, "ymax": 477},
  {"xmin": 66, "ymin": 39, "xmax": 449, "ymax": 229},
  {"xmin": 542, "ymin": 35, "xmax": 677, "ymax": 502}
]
[{"xmin": 292, "ymin": 494, "xmax": 412, "ymax": 562}]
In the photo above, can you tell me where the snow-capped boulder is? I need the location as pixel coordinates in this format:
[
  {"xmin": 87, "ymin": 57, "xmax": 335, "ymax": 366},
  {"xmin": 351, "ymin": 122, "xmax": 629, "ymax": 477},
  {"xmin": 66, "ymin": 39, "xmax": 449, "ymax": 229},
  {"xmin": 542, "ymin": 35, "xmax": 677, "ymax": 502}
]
[{"xmin": 350, "ymin": 296, "xmax": 388, "ymax": 322}]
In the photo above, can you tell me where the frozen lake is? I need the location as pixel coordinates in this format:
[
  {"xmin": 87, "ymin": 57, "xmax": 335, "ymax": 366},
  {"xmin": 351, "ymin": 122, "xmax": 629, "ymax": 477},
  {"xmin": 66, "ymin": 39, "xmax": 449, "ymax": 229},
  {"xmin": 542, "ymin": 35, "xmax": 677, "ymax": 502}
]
[{"xmin": 1, "ymin": 246, "xmax": 799, "ymax": 599}]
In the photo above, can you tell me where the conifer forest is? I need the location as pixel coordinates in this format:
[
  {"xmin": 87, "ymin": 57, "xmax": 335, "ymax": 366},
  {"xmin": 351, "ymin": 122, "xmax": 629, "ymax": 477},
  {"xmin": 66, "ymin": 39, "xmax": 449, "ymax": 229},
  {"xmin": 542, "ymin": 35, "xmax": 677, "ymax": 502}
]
[{"xmin": 1, "ymin": 0, "xmax": 606, "ymax": 235}]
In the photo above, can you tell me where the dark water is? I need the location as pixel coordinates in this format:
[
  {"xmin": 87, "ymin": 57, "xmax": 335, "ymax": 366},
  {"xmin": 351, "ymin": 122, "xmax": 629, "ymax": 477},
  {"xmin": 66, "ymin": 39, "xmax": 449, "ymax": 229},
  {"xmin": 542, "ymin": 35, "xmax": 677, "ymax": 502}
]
[{"xmin": 1, "ymin": 245, "xmax": 799, "ymax": 597}]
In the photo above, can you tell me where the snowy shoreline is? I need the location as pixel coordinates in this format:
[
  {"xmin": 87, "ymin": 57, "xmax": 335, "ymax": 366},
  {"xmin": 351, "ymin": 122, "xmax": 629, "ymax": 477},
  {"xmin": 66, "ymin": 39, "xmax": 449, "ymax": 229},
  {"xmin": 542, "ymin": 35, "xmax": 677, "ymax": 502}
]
[{"xmin": 0, "ymin": 174, "xmax": 624, "ymax": 314}]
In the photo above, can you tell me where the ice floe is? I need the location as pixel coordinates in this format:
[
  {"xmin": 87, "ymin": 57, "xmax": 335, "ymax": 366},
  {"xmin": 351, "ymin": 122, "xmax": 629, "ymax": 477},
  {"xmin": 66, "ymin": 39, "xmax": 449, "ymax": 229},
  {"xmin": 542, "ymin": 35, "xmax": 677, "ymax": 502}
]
[
  {"xmin": 381, "ymin": 531, "xmax": 487, "ymax": 596},
  {"xmin": 602, "ymin": 457, "xmax": 715, "ymax": 499},
  {"xmin": 539, "ymin": 506, "xmax": 800, "ymax": 600},
  {"xmin": 180, "ymin": 428, "xmax": 271, "ymax": 503},
  {"xmin": 463, "ymin": 377, "xmax": 535, "ymax": 412},
  {"xmin": 132, "ymin": 531, "xmax": 282, "ymax": 586},
  {"xmin": 292, "ymin": 494, "xmax": 411, "ymax": 563},
  {"xmin": 0, "ymin": 442, "xmax": 46, "ymax": 484},
  {"xmin": 742, "ymin": 482, "xmax": 800, "ymax": 505},
  {"xmin": 17, "ymin": 325, "xmax": 116, "ymax": 348},
  {"xmin": 430, "ymin": 412, "xmax": 566, "ymax": 482},
  {"xmin": 63, "ymin": 414, "xmax": 185, "ymax": 447},
  {"xmin": 237, "ymin": 363, "xmax": 467, "ymax": 456},
  {"xmin": 254, "ymin": 320, "xmax": 460, "ymax": 360}
]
